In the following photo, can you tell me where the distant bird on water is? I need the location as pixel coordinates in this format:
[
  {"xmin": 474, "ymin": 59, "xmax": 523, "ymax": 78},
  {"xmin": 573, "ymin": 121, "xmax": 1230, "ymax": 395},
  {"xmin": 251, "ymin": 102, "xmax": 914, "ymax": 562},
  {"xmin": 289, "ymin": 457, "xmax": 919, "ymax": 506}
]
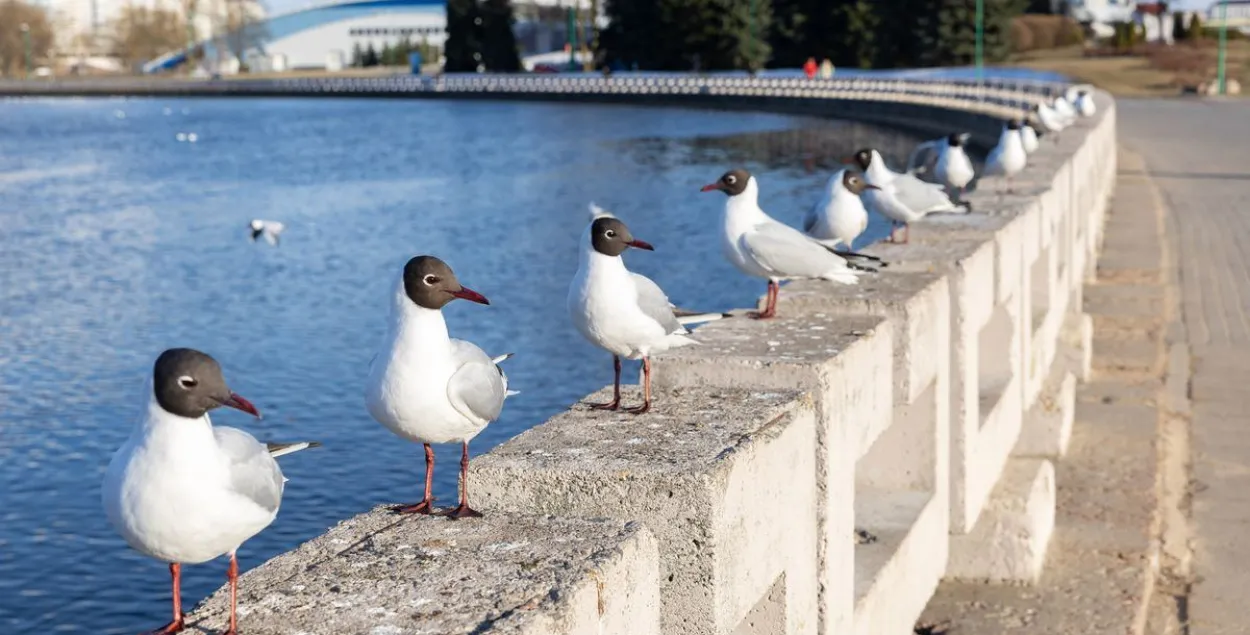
[
  {"xmin": 249, "ymin": 220, "xmax": 284, "ymax": 246},
  {"xmin": 103, "ymin": 348, "xmax": 319, "ymax": 635}
]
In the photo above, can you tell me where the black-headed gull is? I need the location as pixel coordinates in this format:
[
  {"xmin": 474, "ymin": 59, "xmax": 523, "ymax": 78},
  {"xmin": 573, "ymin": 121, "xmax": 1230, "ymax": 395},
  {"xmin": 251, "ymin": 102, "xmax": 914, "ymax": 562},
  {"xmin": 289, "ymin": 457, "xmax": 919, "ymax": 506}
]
[
  {"xmin": 103, "ymin": 348, "xmax": 318, "ymax": 635},
  {"xmin": 248, "ymin": 220, "xmax": 284, "ymax": 246},
  {"xmin": 701, "ymin": 168, "xmax": 868, "ymax": 319},
  {"xmin": 907, "ymin": 133, "xmax": 975, "ymax": 197},
  {"xmin": 587, "ymin": 202, "xmax": 729, "ymax": 327},
  {"xmin": 568, "ymin": 216, "xmax": 701, "ymax": 414},
  {"xmin": 1034, "ymin": 101, "xmax": 1067, "ymax": 139},
  {"xmin": 850, "ymin": 148, "xmax": 970, "ymax": 244},
  {"xmin": 803, "ymin": 168, "xmax": 879, "ymax": 249},
  {"xmin": 365, "ymin": 255, "xmax": 513, "ymax": 519},
  {"xmin": 1021, "ymin": 122, "xmax": 1041, "ymax": 154},
  {"xmin": 985, "ymin": 120, "xmax": 1028, "ymax": 196},
  {"xmin": 1074, "ymin": 89, "xmax": 1096, "ymax": 117}
]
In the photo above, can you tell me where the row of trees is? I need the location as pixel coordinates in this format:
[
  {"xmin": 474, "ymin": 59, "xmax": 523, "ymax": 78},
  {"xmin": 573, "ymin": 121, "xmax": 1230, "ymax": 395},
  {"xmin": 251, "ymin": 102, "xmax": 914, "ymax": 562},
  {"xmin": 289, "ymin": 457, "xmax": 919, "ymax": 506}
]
[
  {"xmin": 445, "ymin": 0, "xmax": 521, "ymax": 72},
  {"xmin": 349, "ymin": 37, "xmax": 440, "ymax": 68},
  {"xmin": 600, "ymin": 0, "xmax": 1028, "ymax": 72}
]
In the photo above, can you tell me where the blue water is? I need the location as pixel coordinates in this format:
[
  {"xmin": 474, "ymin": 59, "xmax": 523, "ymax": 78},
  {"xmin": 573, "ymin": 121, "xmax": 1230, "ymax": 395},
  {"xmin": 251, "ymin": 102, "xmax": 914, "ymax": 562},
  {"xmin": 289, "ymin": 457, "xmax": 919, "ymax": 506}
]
[{"xmin": 0, "ymin": 97, "xmax": 923, "ymax": 634}]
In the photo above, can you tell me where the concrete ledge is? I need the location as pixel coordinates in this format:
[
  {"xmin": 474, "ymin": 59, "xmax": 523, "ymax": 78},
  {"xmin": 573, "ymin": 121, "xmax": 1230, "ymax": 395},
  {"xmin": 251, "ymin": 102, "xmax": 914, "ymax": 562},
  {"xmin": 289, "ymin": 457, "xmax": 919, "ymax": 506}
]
[
  {"xmin": 185, "ymin": 510, "xmax": 661, "ymax": 635},
  {"xmin": 945, "ymin": 458, "xmax": 1056, "ymax": 584},
  {"xmin": 472, "ymin": 386, "xmax": 820, "ymax": 635},
  {"xmin": 1060, "ymin": 312, "xmax": 1095, "ymax": 383}
]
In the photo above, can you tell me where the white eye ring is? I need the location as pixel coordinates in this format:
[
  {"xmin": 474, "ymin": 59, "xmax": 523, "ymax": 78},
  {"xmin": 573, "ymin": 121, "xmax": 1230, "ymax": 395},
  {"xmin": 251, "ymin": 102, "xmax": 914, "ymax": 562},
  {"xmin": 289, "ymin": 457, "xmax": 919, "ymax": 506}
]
[
  {"xmin": 605, "ymin": 229, "xmax": 616, "ymax": 238},
  {"xmin": 178, "ymin": 376, "xmax": 197, "ymax": 389},
  {"xmin": 726, "ymin": 175, "xmax": 737, "ymax": 184},
  {"xmin": 423, "ymin": 274, "xmax": 436, "ymax": 285}
]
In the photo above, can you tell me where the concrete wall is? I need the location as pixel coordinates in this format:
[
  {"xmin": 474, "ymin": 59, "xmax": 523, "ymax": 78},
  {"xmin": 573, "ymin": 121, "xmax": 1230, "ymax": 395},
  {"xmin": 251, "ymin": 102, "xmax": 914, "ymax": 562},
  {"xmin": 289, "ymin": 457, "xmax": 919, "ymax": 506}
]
[{"xmin": 174, "ymin": 76, "xmax": 1118, "ymax": 634}]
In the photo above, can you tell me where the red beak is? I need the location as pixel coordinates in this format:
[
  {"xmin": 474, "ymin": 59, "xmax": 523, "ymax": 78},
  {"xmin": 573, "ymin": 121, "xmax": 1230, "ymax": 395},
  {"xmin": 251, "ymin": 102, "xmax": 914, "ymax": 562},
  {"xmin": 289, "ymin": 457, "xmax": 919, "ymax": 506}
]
[
  {"xmin": 451, "ymin": 286, "xmax": 490, "ymax": 305},
  {"xmin": 223, "ymin": 392, "xmax": 261, "ymax": 418},
  {"xmin": 628, "ymin": 239, "xmax": 654, "ymax": 251},
  {"xmin": 840, "ymin": 157, "xmax": 855, "ymax": 165},
  {"xmin": 700, "ymin": 183, "xmax": 722, "ymax": 193}
]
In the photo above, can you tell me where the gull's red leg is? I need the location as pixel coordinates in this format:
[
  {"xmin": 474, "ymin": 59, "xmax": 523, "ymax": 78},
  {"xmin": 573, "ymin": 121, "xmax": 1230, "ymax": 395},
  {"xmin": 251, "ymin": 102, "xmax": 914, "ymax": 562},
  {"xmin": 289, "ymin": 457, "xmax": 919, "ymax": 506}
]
[
  {"xmin": 394, "ymin": 444, "xmax": 435, "ymax": 514},
  {"xmin": 589, "ymin": 356, "xmax": 622, "ymax": 410},
  {"xmin": 445, "ymin": 442, "xmax": 483, "ymax": 520},
  {"xmin": 223, "ymin": 553, "xmax": 239, "ymax": 635},
  {"xmin": 139, "ymin": 563, "xmax": 185, "ymax": 634},
  {"xmin": 753, "ymin": 280, "xmax": 778, "ymax": 319},
  {"xmin": 624, "ymin": 358, "xmax": 652, "ymax": 414}
]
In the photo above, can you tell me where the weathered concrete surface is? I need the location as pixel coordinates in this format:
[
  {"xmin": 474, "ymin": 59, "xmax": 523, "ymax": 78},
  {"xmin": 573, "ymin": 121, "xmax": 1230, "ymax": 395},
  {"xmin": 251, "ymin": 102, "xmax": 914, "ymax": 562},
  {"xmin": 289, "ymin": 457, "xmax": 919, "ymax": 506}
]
[
  {"xmin": 472, "ymin": 386, "xmax": 820, "ymax": 635},
  {"xmin": 184, "ymin": 511, "xmax": 661, "ymax": 635},
  {"xmin": 917, "ymin": 146, "xmax": 1170, "ymax": 634},
  {"xmin": 1117, "ymin": 98, "xmax": 1250, "ymax": 635}
]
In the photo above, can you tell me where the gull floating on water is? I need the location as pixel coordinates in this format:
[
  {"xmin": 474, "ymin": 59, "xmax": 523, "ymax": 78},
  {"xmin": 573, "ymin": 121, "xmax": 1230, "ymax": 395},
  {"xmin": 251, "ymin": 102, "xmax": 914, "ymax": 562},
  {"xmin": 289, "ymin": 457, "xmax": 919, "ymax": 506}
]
[
  {"xmin": 249, "ymin": 220, "xmax": 284, "ymax": 246},
  {"xmin": 365, "ymin": 255, "xmax": 514, "ymax": 519},
  {"xmin": 568, "ymin": 215, "xmax": 704, "ymax": 414},
  {"xmin": 702, "ymin": 168, "xmax": 869, "ymax": 319},
  {"xmin": 850, "ymin": 148, "xmax": 971, "ymax": 244},
  {"xmin": 103, "ymin": 348, "xmax": 318, "ymax": 635}
]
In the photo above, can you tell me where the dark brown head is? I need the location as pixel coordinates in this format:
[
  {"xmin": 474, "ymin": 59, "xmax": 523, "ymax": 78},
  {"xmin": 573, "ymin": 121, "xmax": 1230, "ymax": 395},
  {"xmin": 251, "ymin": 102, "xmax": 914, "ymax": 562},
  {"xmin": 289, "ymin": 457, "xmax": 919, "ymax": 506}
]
[
  {"xmin": 700, "ymin": 169, "xmax": 751, "ymax": 196},
  {"xmin": 153, "ymin": 348, "xmax": 259, "ymax": 420},
  {"xmin": 947, "ymin": 132, "xmax": 971, "ymax": 147},
  {"xmin": 402, "ymin": 255, "xmax": 488, "ymax": 310},
  {"xmin": 590, "ymin": 217, "xmax": 653, "ymax": 256},
  {"xmin": 1007, "ymin": 119, "xmax": 1023, "ymax": 131},
  {"xmin": 840, "ymin": 170, "xmax": 880, "ymax": 195},
  {"xmin": 844, "ymin": 148, "xmax": 874, "ymax": 171}
]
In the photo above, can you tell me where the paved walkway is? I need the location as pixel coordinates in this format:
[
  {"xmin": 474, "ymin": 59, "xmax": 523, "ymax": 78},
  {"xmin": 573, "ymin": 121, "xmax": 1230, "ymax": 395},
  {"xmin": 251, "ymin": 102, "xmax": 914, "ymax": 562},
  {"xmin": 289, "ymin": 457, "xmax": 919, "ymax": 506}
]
[{"xmin": 1119, "ymin": 98, "xmax": 1250, "ymax": 635}]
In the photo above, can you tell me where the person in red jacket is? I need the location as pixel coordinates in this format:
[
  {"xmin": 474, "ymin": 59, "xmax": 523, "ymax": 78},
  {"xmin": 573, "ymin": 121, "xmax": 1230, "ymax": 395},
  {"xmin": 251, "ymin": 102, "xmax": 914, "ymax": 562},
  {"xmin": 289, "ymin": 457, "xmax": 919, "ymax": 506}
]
[{"xmin": 803, "ymin": 57, "xmax": 818, "ymax": 79}]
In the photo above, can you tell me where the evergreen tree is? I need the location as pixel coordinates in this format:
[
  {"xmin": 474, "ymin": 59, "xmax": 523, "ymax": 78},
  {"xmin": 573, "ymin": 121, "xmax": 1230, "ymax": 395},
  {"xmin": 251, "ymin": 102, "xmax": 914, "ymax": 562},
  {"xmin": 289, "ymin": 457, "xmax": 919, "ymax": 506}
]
[
  {"xmin": 768, "ymin": 0, "xmax": 812, "ymax": 68},
  {"xmin": 900, "ymin": 0, "xmax": 1024, "ymax": 67},
  {"xmin": 480, "ymin": 0, "xmax": 521, "ymax": 72},
  {"xmin": 363, "ymin": 42, "xmax": 379, "ymax": 67},
  {"xmin": 350, "ymin": 41, "xmax": 363, "ymax": 67},
  {"xmin": 601, "ymin": 0, "xmax": 676, "ymax": 70},
  {"xmin": 445, "ymin": 0, "xmax": 482, "ymax": 72},
  {"xmin": 380, "ymin": 42, "xmax": 395, "ymax": 65},
  {"xmin": 835, "ymin": 1, "xmax": 881, "ymax": 68}
]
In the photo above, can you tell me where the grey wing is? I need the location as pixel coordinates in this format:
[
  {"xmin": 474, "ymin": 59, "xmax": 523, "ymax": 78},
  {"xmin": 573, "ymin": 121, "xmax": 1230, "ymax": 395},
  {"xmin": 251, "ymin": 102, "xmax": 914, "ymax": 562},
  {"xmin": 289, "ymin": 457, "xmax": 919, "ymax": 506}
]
[
  {"xmin": 213, "ymin": 427, "xmax": 283, "ymax": 515},
  {"xmin": 741, "ymin": 221, "xmax": 851, "ymax": 278},
  {"xmin": 892, "ymin": 173, "xmax": 956, "ymax": 213},
  {"xmin": 802, "ymin": 197, "xmax": 821, "ymax": 234},
  {"xmin": 447, "ymin": 340, "xmax": 509, "ymax": 424},
  {"xmin": 906, "ymin": 139, "xmax": 942, "ymax": 174},
  {"xmin": 630, "ymin": 272, "xmax": 687, "ymax": 336}
]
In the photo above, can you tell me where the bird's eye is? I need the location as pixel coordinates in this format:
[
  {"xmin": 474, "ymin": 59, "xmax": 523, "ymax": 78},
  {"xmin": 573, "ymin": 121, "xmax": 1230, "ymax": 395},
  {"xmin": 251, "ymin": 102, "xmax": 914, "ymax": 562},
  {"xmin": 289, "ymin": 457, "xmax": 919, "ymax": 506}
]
[
  {"xmin": 605, "ymin": 229, "xmax": 616, "ymax": 238},
  {"xmin": 726, "ymin": 175, "xmax": 737, "ymax": 184},
  {"xmin": 423, "ymin": 274, "xmax": 440, "ymax": 285},
  {"xmin": 178, "ymin": 376, "xmax": 197, "ymax": 389}
]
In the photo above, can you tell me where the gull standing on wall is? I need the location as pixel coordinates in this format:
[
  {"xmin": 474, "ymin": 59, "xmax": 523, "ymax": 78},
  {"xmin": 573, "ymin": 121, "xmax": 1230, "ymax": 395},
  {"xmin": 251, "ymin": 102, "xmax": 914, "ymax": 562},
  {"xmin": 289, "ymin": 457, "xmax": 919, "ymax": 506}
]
[
  {"xmin": 569, "ymin": 214, "xmax": 705, "ymax": 414},
  {"xmin": 103, "ymin": 348, "xmax": 319, "ymax": 635},
  {"xmin": 366, "ymin": 256, "xmax": 515, "ymax": 519},
  {"xmin": 1020, "ymin": 121, "xmax": 1041, "ymax": 154},
  {"xmin": 850, "ymin": 148, "xmax": 970, "ymax": 244},
  {"xmin": 702, "ymin": 168, "xmax": 868, "ymax": 319},
  {"xmin": 985, "ymin": 120, "xmax": 1029, "ymax": 196},
  {"xmin": 803, "ymin": 168, "xmax": 880, "ymax": 249},
  {"xmin": 1034, "ymin": 101, "xmax": 1067, "ymax": 140},
  {"xmin": 906, "ymin": 133, "xmax": 975, "ymax": 198},
  {"xmin": 1074, "ymin": 89, "xmax": 1096, "ymax": 117}
]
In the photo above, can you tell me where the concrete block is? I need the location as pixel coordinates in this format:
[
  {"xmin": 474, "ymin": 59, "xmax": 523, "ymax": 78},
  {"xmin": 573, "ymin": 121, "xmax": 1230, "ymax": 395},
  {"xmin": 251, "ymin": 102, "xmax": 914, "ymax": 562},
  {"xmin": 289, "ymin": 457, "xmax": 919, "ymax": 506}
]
[
  {"xmin": 853, "ymin": 491, "xmax": 947, "ymax": 635},
  {"xmin": 651, "ymin": 315, "xmax": 890, "ymax": 635},
  {"xmin": 1060, "ymin": 311, "xmax": 1094, "ymax": 383},
  {"xmin": 473, "ymin": 386, "xmax": 820, "ymax": 635},
  {"xmin": 945, "ymin": 458, "xmax": 1056, "ymax": 584},
  {"xmin": 1016, "ymin": 368, "xmax": 1077, "ymax": 459},
  {"xmin": 777, "ymin": 272, "xmax": 948, "ymax": 406},
  {"xmin": 184, "ymin": 510, "xmax": 661, "ymax": 635}
]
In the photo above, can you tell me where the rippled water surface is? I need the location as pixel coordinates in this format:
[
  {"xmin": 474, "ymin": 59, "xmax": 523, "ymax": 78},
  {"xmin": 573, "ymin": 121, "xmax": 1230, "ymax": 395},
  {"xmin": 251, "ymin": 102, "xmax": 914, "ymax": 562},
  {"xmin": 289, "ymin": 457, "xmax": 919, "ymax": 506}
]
[{"xmin": 0, "ymin": 97, "xmax": 925, "ymax": 634}]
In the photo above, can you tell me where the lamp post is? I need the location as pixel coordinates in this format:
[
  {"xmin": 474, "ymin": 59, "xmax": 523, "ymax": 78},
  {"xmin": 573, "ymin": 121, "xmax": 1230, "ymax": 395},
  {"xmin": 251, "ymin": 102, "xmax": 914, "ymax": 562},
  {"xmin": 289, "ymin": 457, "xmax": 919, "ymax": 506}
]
[
  {"xmin": 20, "ymin": 23, "xmax": 31, "ymax": 80},
  {"xmin": 1217, "ymin": 0, "xmax": 1229, "ymax": 95},
  {"xmin": 974, "ymin": 0, "xmax": 984, "ymax": 85}
]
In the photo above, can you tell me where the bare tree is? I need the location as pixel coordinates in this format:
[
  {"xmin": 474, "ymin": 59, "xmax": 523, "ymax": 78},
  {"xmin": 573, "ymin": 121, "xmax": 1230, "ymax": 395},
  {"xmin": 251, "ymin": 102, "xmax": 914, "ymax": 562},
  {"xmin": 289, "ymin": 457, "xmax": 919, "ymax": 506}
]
[
  {"xmin": 110, "ymin": 4, "xmax": 187, "ymax": 68},
  {"xmin": 0, "ymin": 0, "xmax": 53, "ymax": 76},
  {"xmin": 215, "ymin": 0, "xmax": 267, "ymax": 71}
]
